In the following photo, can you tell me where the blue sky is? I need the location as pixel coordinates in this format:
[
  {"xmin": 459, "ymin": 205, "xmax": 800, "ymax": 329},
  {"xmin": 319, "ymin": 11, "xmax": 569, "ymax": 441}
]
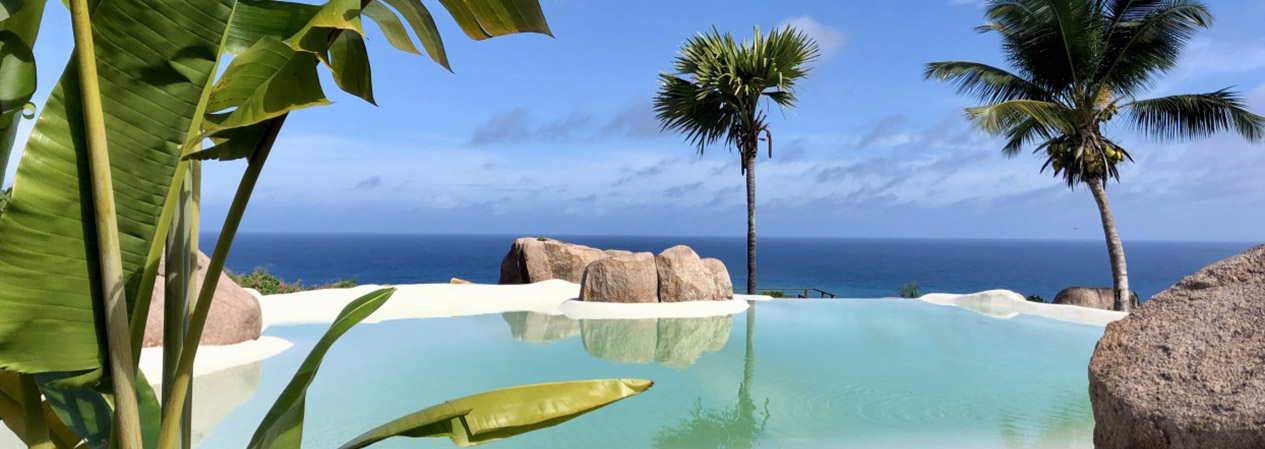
[{"xmin": 7, "ymin": 0, "xmax": 1265, "ymax": 241}]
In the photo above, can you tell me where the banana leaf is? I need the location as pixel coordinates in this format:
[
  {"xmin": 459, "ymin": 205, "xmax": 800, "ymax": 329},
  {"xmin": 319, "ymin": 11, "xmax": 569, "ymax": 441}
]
[
  {"xmin": 246, "ymin": 288, "xmax": 395, "ymax": 449},
  {"xmin": 0, "ymin": 0, "xmax": 46, "ymax": 185},
  {"xmin": 0, "ymin": 371, "xmax": 87, "ymax": 449},
  {"xmin": 339, "ymin": 379, "xmax": 653, "ymax": 449},
  {"xmin": 0, "ymin": 0, "xmax": 235, "ymax": 375},
  {"xmin": 36, "ymin": 370, "xmax": 162, "ymax": 449}
]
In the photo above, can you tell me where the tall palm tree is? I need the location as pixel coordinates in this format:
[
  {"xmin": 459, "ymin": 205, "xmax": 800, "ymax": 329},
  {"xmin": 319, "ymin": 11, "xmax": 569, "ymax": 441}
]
[
  {"xmin": 926, "ymin": 0, "xmax": 1264, "ymax": 312},
  {"xmin": 654, "ymin": 26, "xmax": 818, "ymax": 295}
]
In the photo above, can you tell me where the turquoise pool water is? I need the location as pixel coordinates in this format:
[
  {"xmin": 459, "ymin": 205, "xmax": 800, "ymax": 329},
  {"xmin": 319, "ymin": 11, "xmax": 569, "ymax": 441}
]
[{"xmin": 195, "ymin": 300, "xmax": 1102, "ymax": 449}]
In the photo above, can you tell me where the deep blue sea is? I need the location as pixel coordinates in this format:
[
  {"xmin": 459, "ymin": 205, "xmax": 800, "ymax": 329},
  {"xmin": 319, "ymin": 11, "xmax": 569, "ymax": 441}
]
[{"xmin": 206, "ymin": 233, "xmax": 1257, "ymax": 301}]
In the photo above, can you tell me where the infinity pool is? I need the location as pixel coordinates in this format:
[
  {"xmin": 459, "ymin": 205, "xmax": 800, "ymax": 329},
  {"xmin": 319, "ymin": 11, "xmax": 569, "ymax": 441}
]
[{"xmin": 194, "ymin": 300, "xmax": 1102, "ymax": 448}]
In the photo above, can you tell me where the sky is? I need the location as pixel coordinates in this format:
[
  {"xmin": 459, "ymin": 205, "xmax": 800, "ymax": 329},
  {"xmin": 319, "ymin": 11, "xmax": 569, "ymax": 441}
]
[{"xmin": 6, "ymin": 0, "xmax": 1265, "ymax": 241}]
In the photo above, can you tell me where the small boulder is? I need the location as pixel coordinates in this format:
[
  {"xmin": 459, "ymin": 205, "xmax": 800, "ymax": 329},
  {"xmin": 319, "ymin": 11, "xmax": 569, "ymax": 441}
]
[
  {"xmin": 1089, "ymin": 244, "xmax": 1265, "ymax": 449},
  {"xmin": 656, "ymin": 245, "xmax": 726, "ymax": 302},
  {"xmin": 580, "ymin": 252, "xmax": 658, "ymax": 303},
  {"xmin": 1052, "ymin": 286, "xmax": 1139, "ymax": 310},
  {"xmin": 700, "ymin": 258, "xmax": 734, "ymax": 299},
  {"xmin": 498, "ymin": 237, "xmax": 606, "ymax": 284},
  {"xmin": 145, "ymin": 251, "xmax": 261, "ymax": 347}
]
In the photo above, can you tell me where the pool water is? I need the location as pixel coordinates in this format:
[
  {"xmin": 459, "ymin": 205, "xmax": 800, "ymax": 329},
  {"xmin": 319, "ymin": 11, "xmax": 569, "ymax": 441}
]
[{"xmin": 194, "ymin": 300, "xmax": 1102, "ymax": 449}]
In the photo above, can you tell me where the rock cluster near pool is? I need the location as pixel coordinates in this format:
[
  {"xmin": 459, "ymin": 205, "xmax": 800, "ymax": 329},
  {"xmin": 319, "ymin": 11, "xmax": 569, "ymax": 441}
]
[
  {"xmin": 499, "ymin": 238, "xmax": 733, "ymax": 302},
  {"xmin": 1088, "ymin": 244, "xmax": 1265, "ymax": 449}
]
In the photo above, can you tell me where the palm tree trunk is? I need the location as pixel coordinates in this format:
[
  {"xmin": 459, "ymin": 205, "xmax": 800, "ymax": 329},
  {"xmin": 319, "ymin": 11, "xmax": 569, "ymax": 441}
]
[
  {"xmin": 1087, "ymin": 180, "xmax": 1131, "ymax": 312},
  {"xmin": 744, "ymin": 154, "xmax": 757, "ymax": 295}
]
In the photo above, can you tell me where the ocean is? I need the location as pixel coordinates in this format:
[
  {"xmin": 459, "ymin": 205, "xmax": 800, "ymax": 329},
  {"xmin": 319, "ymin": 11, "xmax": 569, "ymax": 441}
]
[{"xmin": 207, "ymin": 233, "xmax": 1256, "ymax": 301}]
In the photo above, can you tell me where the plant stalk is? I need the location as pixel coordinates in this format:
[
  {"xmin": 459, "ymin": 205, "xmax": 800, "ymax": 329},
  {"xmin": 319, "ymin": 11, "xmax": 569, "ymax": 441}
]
[
  {"xmin": 154, "ymin": 114, "xmax": 287, "ymax": 449},
  {"xmin": 161, "ymin": 161, "xmax": 194, "ymax": 449},
  {"xmin": 17, "ymin": 374, "xmax": 52, "ymax": 449},
  {"xmin": 67, "ymin": 0, "xmax": 144, "ymax": 448}
]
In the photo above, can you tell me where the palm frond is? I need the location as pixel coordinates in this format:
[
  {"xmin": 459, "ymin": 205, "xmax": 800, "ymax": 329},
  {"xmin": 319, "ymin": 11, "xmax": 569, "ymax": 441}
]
[
  {"xmin": 965, "ymin": 99, "xmax": 1074, "ymax": 136},
  {"xmin": 924, "ymin": 61, "xmax": 1052, "ymax": 103},
  {"xmin": 981, "ymin": 0, "xmax": 1101, "ymax": 92},
  {"xmin": 1096, "ymin": 0, "xmax": 1213, "ymax": 93},
  {"xmin": 1125, "ymin": 89, "xmax": 1265, "ymax": 142},
  {"xmin": 653, "ymin": 74, "xmax": 736, "ymax": 153},
  {"xmin": 653, "ymin": 25, "xmax": 817, "ymax": 157}
]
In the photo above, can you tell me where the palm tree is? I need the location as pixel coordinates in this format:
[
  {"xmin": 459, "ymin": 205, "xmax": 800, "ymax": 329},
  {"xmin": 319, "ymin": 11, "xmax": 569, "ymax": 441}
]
[
  {"xmin": 926, "ymin": 0, "xmax": 1264, "ymax": 312},
  {"xmin": 654, "ymin": 26, "xmax": 818, "ymax": 295}
]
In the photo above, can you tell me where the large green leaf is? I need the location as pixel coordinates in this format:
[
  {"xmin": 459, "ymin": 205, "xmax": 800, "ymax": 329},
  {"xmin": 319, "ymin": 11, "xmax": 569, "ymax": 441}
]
[
  {"xmin": 36, "ymin": 370, "xmax": 161, "ymax": 449},
  {"xmin": 246, "ymin": 288, "xmax": 396, "ymax": 449},
  {"xmin": 201, "ymin": 37, "xmax": 330, "ymax": 137},
  {"xmin": 0, "ymin": 30, "xmax": 35, "ymax": 113},
  {"xmin": 339, "ymin": 379, "xmax": 653, "ymax": 449},
  {"xmin": 289, "ymin": 0, "xmax": 363, "ymax": 57},
  {"xmin": 379, "ymin": 0, "xmax": 449, "ymax": 69},
  {"xmin": 328, "ymin": 31, "xmax": 374, "ymax": 104},
  {"xmin": 0, "ymin": 371, "xmax": 86, "ymax": 449},
  {"xmin": 436, "ymin": 0, "xmax": 551, "ymax": 40},
  {"xmin": 0, "ymin": 0, "xmax": 235, "ymax": 374},
  {"xmin": 0, "ymin": 0, "xmax": 46, "ymax": 184},
  {"xmin": 224, "ymin": 0, "xmax": 320, "ymax": 56},
  {"xmin": 361, "ymin": 1, "xmax": 420, "ymax": 55}
]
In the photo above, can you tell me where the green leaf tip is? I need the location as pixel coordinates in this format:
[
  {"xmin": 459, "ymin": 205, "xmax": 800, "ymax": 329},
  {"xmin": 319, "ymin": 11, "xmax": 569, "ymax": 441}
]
[{"xmin": 339, "ymin": 378, "xmax": 653, "ymax": 449}]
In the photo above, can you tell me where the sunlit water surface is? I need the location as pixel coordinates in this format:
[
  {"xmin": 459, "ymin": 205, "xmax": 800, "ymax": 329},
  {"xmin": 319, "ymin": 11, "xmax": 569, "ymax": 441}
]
[{"xmin": 194, "ymin": 300, "xmax": 1101, "ymax": 449}]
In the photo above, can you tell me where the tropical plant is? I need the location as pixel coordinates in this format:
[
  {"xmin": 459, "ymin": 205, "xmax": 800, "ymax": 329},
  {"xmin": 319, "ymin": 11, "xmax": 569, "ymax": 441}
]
[
  {"xmin": 926, "ymin": 0, "xmax": 1264, "ymax": 312},
  {"xmin": 0, "ymin": 1, "xmax": 650, "ymax": 448},
  {"xmin": 654, "ymin": 26, "xmax": 819, "ymax": 295},
  {"xmin": 1026, "ymin": 295, "xmax": 1045, "ymax": 303},
  {"xmin": 898, "ymin": 283, "xmax": 920, "ymax": 299}
]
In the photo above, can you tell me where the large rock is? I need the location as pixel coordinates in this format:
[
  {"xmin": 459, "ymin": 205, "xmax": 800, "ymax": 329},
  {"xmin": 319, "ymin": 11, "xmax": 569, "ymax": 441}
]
[
  {"xmin": 1089, "ymin": 244, "xmax": 1265, "ymax": 449},
  {"xmin": 656, "ymin": 245, "xmax": 728, "ymax": 302},
  {"xmin": 1052, "ymin": 287, "xmax": 1139, "ymax": 310},
  {"xmin": 498, "ymin": 237, "xmax": 606, "ymax": 284},
  {"xmin": 701, "ymin": 258, "xmax": 734, "ymax": 299},
  {"xmin": 144, "ymin": 251, "xmax": 261, "ymax": 347},
  {"xmin": 579, "ymin": 252, "xmax": 658, "ymax": 303}
]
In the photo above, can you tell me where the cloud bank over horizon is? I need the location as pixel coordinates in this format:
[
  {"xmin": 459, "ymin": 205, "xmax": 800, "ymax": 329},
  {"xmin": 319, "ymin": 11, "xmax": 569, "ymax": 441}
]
[{"xmin": 8, "ymin": 1, "xmax": 1265, "ymax": 243}]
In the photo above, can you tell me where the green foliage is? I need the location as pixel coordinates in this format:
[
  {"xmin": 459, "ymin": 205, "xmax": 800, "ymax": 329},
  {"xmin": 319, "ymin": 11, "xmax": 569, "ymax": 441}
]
[
  {"xmin": 339, "ymin": 379, "xmax": 652, "ymax": 448},
  {"xmin": 925, "ymin": 0, "xmax": 1264, "ymax": 187},
  {"xmin": 229, "ymin": 267, "xmax": 357, "ymax": 295},
  {"xmin": 536, "ymin": 235, "xmax": 547, "ymax": 241},
  {"xmin": 654, "ymin": 26, "xmax": 819, "ymax": 162},
  {"xmin": 1026, "ymin": 295, "xmax": 1044, "ymax": 303},
  {"xmin": 761, "ymin": 290, "xmax": 786, "ymax": 298},
  {"xmin": 898, "ymin": 283, "xmax": 920, "ymax": 299},
  {"xmin": 0, "ymin": 1, "xmax": 650, "ymax": 449}
]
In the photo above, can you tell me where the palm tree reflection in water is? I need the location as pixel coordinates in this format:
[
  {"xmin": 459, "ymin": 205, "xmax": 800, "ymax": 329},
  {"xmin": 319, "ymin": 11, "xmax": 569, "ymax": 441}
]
[{"xmin": 653, "ymin": 301, "xmax": 769, "ymax": 449}]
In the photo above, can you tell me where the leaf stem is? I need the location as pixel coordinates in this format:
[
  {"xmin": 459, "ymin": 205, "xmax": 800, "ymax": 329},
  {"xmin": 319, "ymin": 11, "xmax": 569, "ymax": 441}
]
[
  {"xmin": 67, "ymin": 0, "xmax": 144, "ymax": 447},
  {"xmin": 153, "ymin": 114, "xmax": 287, "ymax": 449},
  {"xmin": 17, "ymin": 374, "xmax": 52, "ymax": 449}
]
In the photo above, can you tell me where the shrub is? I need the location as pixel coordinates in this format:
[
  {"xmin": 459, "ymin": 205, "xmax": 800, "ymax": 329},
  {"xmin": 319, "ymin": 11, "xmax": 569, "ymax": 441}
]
[
  {"xmin": 327, "ymin": 278, "xmax": 359, "ymax": 289},
  {"xmin": 762, "ymin": 290, "xmax": 787, "ymax": 298},
  {"xmin": 536, "ymin": 235, "xmax": 548, "ymax": 241},
  {"xmin": 228, "ymin": 267, "xmax": 357, "ymax": 295},
  {"xmin": 1026, "ymin": 295, "xmax": 1045, "ymax": 303},
  {"xmin": 898, "ymin": 283, "xmax": 921, "ymax": 298}
]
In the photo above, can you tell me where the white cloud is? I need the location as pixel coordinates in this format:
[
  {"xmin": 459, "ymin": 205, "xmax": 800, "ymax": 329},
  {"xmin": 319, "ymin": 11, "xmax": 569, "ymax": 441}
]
[
  {"xmin": 777, "ymin": 16, "xmax": 847, "ymax": 61},
  {"xmin": 1176, "ymin": 38, "xmax": 1265, "ymax": 78}
]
